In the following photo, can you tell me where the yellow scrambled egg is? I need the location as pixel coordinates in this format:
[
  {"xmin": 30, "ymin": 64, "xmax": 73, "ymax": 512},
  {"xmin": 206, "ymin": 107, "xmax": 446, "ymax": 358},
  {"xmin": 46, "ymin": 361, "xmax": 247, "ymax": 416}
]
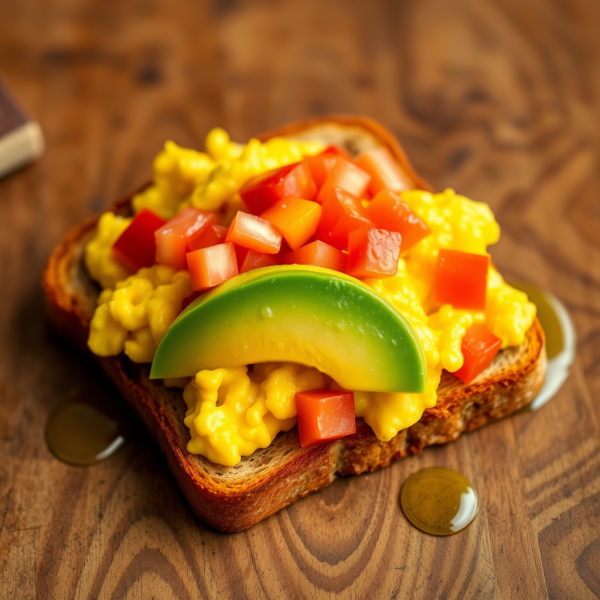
[{"xmin": 85, "ymin": 129, "xmax": 537, "ymax": 466}]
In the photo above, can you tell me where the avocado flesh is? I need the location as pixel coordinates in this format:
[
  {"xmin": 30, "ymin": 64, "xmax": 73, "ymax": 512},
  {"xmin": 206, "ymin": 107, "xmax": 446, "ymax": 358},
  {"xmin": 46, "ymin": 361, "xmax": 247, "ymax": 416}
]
[{"xmin": 150, "ymin": 266, "xmax": 426, "ymax": 393}]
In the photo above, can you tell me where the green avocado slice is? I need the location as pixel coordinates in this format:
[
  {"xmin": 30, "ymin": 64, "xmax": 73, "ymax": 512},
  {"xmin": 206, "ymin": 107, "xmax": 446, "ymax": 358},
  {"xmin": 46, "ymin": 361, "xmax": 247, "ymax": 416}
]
[{"xmin": 150, "ymin": 265, "xmax": 426, "ymax": 393}]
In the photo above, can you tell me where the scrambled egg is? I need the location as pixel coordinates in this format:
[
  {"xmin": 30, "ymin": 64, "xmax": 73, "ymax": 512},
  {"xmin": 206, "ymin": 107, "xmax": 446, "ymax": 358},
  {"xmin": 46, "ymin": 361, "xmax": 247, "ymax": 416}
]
[
  {"xmin": 88, "ymin": 265, "xmax": 192, "ymax": 363},
  {"xmin": 84, "ymin": 128, "xmax": 537, "ymax": 466},
  {"xmin": 85, "ymin": 212, "xmax": 132, "ymax": 288}
]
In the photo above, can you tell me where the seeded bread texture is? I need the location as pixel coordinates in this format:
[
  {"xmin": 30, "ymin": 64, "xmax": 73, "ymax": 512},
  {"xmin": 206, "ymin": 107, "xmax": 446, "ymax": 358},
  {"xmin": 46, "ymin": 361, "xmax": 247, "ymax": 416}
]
[{"xmin": 42, "ymin": 116, "xmax": 546, "ymax": 532}]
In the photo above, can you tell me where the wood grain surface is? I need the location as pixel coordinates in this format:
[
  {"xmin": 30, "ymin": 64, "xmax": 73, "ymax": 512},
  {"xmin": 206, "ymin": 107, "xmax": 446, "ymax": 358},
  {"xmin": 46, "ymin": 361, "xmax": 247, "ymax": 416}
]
[{"xmin": 1, "ymin": 0, "xmax": 599, "ymax": 598}]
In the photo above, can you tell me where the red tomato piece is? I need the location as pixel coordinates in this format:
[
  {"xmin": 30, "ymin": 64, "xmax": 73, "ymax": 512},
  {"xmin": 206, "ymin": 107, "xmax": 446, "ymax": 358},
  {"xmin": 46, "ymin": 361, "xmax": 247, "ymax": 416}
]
[
  {"xmin": 316, "ymin": 158, "xmax": 371, "ymax": 205},
  {"xmin": 365, "ymin": 189, "xmax": 431, "ymax": 251},
  {"xmin": 187, "ymin": 223, "xmax": 228, "ymax": 252},
  {"xmin": 317, "ymin": 188, "xmax": 373, "ymax": 250},
  {"xmin": 295, "ymin": 389, "xmax": 356, "ymax": 447},
  {"xmin": 261, "ymin": 198, "xmax": 322, "ymax": 250},
  {"xmin": 154, "ymin": 207, "xmax": 218, "ymax": 270},
  {"xmin": 284, "ymin": 240, "xmax": 347, "ymax": 272},
  {"xmin": 434, "ymin": 249, "xmax": 490, "ymax": 310},
  {"xmin": 321, "ymin": 145, "xmax": 351, "ymax": 159},
  {"xmin": 235, "ymin": 245, "xmax": 281, "ymax": 274},
  {"xmin": 345, "ymin": 227, "xmax": 402, "ymax": 279},
  {"xmin": 239, "ymin": 162, "xmax": 317, "ymax": 215},
  {"xmin": 453, "ymin": 324, "xmax": 502, "ymax": 384},
  {"xmin": 186, "ymin": 242, "xmax": 239, "ymax": 291},
  {"xmin": 303, "ymin": 146, "xmax": 351, "ymax": 189},
  {"xmin": 225, "ymin": 211, "xmax": 282, "ymax": 254},
  {"xmin": 355, "ymin": 147, "xmax": 413, "ymax": 196},
  {"xmin": 112, "ymin": 208, "xmax": 166, "ymax": 272}
]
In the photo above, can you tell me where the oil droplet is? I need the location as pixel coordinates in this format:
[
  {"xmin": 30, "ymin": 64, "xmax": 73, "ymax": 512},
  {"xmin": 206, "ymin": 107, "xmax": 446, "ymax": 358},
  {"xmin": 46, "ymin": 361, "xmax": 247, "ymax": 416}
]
[
  {"xmin": 511, "ymin": 282, "xmax": 575, "ymax": 410},
  {"xmin": 260, "ymin": 306, "xmax": 273, "ymax": 318},
  {"xmin": 400, "ymin": 467, "xmax": 478, "ymax": 535},
  {"xmin": 46, "ymin": 390, "xmax": 129, "ymax": 466}
]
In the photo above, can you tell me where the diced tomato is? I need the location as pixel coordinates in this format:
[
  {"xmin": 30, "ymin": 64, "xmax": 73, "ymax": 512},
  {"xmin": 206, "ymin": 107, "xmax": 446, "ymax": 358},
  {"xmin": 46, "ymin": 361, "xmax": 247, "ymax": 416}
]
[
  {"xmin": 453, "ymin": 324, "xmax": 502, "ymax": 384},
  {"xmin": 365, "ymin": 189, "xmax": 431, "ymax": 251},
  {"xmin": 355, "ymin": 147, "xmax": 413, "ymax": 196},
  {"xmin": 295, "ymin": 389, "xmax": 356, "ymax": 447},
  {"xmin": 235, "ymin": 245, "xmax": 281, "ymax": 274},
  {"xmin": 239, "ymin": 162, "xmax": 317, "ymax": 215},
  {"xmin": 154, "ymin": 207, "xmax": 217, "ymax": 270},
  {"xmin": 187, "ymin": 223, "xmax": 228, "ymax": 252},
  {"xmin": 321, "ymin": 145, "xmax": 351, "ymax": 159},
  {"xmin": 261, "ymin": 198, "xmax": 322, "ymax": 250},
  {"xmin": 284, "ymin": 240, "xmax": 347, "ymax": 272},
  {"xmin": 225, "ymin": 211, "xmax": 282, "ymax": 254},
  {"xmin": 112, "ymin": 208, "xmax": 166, "ymax": 272},
  {"xmin": 186, "ymin": 242, "xmax": 239, "ymax": 291},
  {"xmin": 434, "ymin": 249, "xmax": 490, "ymax": 310},
  {"xmin": 345, "ymin": 227, "xmax": 402, "ymax": 279},
  {"xmin": 317, "ymin": 188, "xmax": 373, "ymax": 250},
  {"xmin": 303, "ymin": 146, "xmax": 351, "ymax": 189},
  {"xmin": 316, "ymin": 158, "xmax": 371, "ymax": 205}
]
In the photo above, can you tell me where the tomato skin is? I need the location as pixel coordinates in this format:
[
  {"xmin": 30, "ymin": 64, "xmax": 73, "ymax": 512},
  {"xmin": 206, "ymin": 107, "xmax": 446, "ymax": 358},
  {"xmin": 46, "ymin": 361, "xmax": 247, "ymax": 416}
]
[
  {"xmin": 155, "ymin": 207, "xmax": 218, "ymax": 270},
  {"xmin": 187, "ymin": 223, "xmax": 228, "ymax": 252},
  {"xmin": 239, "ymin": 162, "xmax": 317, "ymax": 215},
  {"xmin": 434, "ymin": 249, "xmax": 490, "ymax": 310},
  {"xmin": 453, "ymin": 324, "xmax": 502, "ymax": 384},
  {"xmin": 295, "ymin": 389, "xmax": 356, "ymax": 447},
  {"xmin": 303, "ymin": 147, "xmax": 349, "ymax": 189},
  {"xmin": 316, "ymin": 158, "xmax": 371, "ymax": 205},
  {"xmin": 284, "ymin": 240, "xmax": 347, "ymax": 272},
  {"xmin": 186, "ymin": 242, "xmax": 239, "ymax": 291},
  {"xmin": 261, "ymin": 198, "xmax": 322, "ymax": 250},
  {"xmin": 345, "ymin": 227, "xmax": 402, "ymax": 279},
  {"xmin": 225, "ymin": 211, "xmax": 283, "ymax": 254},
  {"xmin": 355, "ymin": 147, "xmax": 413, "ymax": 196},
  {"xmin": 317, "ymin": 188, "xmax": 373, "ymax": 250},
  {"xmin": 234, "ymin": 245, "xmax": 282, "ymax": 274},
  {"xmin": 112, "ymin": 208, "xmax": 166, "ymax": 271},
  {"xmin": 365, "ymin": 189, "xmax": 431, "ymax": 251}
]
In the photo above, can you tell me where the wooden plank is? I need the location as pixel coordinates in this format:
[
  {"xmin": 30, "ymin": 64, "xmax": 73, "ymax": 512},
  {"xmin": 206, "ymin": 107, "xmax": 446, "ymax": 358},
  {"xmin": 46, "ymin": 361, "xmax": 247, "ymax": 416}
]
[{"xmin": 0, "ymin": 0, "xmax": 599, "ymax": 598}]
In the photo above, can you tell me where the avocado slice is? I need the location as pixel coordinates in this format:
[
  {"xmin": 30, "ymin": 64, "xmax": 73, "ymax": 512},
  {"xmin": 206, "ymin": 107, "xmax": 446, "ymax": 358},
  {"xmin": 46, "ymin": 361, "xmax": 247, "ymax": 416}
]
[{"xmin": 150, "ymin": 266, "xmax": 425, "ymax": 393}]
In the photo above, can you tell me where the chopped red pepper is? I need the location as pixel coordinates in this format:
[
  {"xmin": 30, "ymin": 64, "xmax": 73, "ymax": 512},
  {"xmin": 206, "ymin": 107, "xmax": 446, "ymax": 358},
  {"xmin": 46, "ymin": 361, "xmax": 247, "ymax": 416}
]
[
  {"xmin": 112, "ymin": 208, "xmax": 166, "ymax": 272},
  {"xmin": 345, "ymin": 227, "xmax": 402, "ymax": 279},
  {"xmin": 186, "ymin": 242, "xmax": 239, "ymax": 291},
  {"xmin": 303, "ymin": 146, "xmax": 350, "ymax": 189},
  {"xmin": 434, "ymin": 249, "xmax": 490, "ymax": 310},
  {"xmin": 155, "ymin": 207, "xmax": 217, "ymax": 270},
  {"xmin": 187, "ymin": 223, "xmax": 228, "ymax": 252},
  {"xmin": 284, "ymin": 240, "xmax": 347, "ymax": 273},
  {"xmin": 354, "ymin": 147, "xmax": 413, "ymax": 196},
  {"xmin": 316, "ymin": 158, "xmax": 371, "ymax": 205},
  {"xmin": 239, "ymin": 162, "xmax": 317, "ymax": 215},
  {"xmin": 261, "ymin": 198, "xmax": 322, "ymax": 250},
  {"xmin": 235, "ymin": 245, "xmax": 281, "ymax": 274},
  {"xmin": 295, "ymin": 389, "xmax": 356, "ymax": 447},
  {"xmin": 453, "ymin": 324, "xmax": 502, "ymax": 384},
  {"xmin": 365, "ymin": 189, "xmax": 431, "ymax": 251},
  {"xmin": 225, "ymin": 211, "xmax": 282, "ymax": 254},
  {"xmin": 317, "ymin": 188, "xmax": 373, "ymax": 250}
]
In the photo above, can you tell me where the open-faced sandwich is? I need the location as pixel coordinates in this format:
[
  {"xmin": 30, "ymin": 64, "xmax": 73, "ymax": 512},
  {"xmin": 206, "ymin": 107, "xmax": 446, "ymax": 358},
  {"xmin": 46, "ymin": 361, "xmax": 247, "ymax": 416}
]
[{"xmin": 43, "ymin": 116, "xmax": 546, "ymax": 532}]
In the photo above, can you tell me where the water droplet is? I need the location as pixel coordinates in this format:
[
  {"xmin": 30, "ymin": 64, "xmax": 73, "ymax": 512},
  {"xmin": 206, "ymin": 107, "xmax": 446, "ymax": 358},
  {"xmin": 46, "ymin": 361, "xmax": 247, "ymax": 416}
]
[{"xmin": 261, "ymin": 306, "xmax": 273, "ymax": 318}]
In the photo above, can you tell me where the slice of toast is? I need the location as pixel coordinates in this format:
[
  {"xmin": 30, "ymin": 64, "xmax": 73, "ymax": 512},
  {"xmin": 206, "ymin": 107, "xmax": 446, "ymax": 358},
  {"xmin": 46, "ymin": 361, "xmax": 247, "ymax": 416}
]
[{"xmin": 42, "ymin": 116, "xmax": 547, "ymax": 532}]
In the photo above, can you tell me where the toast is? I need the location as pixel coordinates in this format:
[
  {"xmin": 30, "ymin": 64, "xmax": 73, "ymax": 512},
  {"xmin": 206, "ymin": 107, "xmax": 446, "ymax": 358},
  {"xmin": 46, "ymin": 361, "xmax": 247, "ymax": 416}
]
[{"xmin": 42, "ymin": 116, "xmax": 547, "ymax": 532}]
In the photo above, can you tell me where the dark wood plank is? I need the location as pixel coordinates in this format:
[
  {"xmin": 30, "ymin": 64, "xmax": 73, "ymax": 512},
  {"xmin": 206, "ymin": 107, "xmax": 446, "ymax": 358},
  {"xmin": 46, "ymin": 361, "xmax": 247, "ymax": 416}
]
[{"xmin": 0, "ymin": 0, "xmax": 599, "ymax": 598}]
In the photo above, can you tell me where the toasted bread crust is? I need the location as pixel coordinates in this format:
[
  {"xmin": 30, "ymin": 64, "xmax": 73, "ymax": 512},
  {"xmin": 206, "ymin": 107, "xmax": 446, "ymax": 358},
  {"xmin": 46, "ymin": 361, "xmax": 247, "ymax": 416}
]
[{"xmin": 42, "ymin": 116, "xmax": 546, "ymax": 532}]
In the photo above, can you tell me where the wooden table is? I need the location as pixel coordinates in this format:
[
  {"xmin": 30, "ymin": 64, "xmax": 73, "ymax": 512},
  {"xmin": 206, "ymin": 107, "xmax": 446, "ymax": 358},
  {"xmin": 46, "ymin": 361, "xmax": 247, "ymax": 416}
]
[{"xmin": 1, "ymin": 1, "xmax": 599, "ymax": 598}]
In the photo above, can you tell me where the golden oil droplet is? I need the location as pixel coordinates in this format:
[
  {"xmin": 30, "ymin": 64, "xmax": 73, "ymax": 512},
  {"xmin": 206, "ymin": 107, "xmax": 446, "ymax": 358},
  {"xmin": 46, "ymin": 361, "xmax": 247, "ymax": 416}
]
[
  {"xmin": 45, "ymin": 389, "xmax": 129, "ymax": 466},
  {"xmin": 400, "ymin": 467, "xmax": 479, "ymax": 536}
]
